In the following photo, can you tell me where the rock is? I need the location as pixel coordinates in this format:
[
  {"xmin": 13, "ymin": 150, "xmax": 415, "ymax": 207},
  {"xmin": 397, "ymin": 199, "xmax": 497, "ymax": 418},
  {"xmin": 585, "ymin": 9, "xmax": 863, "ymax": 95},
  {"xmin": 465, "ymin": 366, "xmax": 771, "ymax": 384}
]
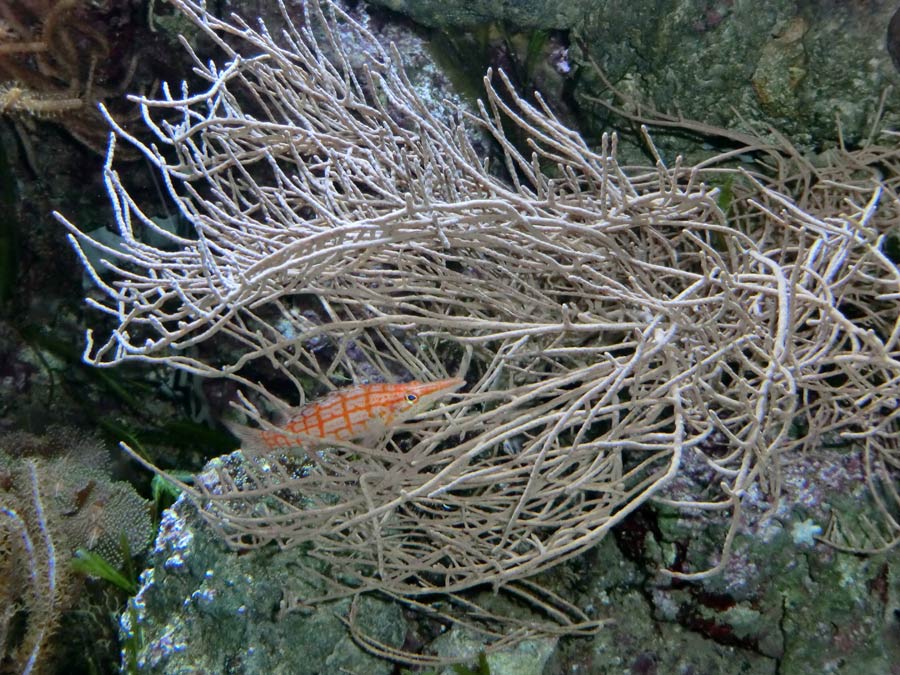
[
  {"xmin": 432, "ymin": 628, "xmax": 556, "ymax": 675},
  {"xmin": 122, "ymin": 490, "xmax": 407, "ymax": 674},
  {"xmin": 368, "ymin": 0, "xmax": 900, "ymax": 149}
]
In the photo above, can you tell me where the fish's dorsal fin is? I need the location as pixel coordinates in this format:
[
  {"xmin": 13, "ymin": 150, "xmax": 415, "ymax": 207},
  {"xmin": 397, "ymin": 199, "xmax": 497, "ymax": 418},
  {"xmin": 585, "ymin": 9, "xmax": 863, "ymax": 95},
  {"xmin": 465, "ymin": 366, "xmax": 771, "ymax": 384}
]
[
  {"xmin": 286, "ymin": 387, "xmax": 342, "ymax": 423},
  {"xmin": 288, "ymin": 382, "xmax": 378, "ymax": 416},
  {"xmin": 272, "ymin": 406, "xmax": 291, "ymax": 426}
]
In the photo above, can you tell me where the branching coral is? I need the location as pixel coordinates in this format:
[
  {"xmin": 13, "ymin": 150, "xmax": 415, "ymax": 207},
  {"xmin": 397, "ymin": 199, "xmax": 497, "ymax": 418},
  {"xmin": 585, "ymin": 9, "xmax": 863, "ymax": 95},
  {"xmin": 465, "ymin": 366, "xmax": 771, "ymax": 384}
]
[
  {"xmin": 57, "ymin": 0, "xmax": 900, "ymax": 621},
  {"xmin": 0, "ymin": 459, "xmax": 59, "ymax": 675},
  {"xmin": 0, "ymin": 429, "xmax": 153, "ymax": 673}
]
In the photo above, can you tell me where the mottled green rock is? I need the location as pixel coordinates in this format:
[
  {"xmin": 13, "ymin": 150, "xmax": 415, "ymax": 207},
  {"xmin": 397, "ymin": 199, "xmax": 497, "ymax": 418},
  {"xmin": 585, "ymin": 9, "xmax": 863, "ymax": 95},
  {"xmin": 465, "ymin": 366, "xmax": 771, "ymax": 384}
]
[
  {"xmin": 122, "ymin": 492, "xmax": 407, "ymax": 674},
  {"xmin": 648, "ymin": 447, "xmax": 899, "ymax": 675},
  {"xmin": 370, "ymin": 0, "xmax": 900, "ymax": 148},
  {"xmin": 368, "ymin": 0, "xmax": 584, "ymax": 29},
  {"xmin": 575, "ymin": 0, "xmax": 900, "ymax": 148},
  {"xmin": 433, "ymin": 628, "xmax": 556, "ymax": 675},
  {"xmin": 582, "ymin": 586, "xmax": 775, "ymax": 674}
]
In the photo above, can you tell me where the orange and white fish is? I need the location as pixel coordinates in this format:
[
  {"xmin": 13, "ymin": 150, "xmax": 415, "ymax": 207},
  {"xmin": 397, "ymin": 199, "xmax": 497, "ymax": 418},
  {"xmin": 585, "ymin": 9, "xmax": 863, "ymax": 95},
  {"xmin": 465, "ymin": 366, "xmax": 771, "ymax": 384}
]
[{"xmin": 225, "ymin": 377, "xmax": 465, "ymax": 454}]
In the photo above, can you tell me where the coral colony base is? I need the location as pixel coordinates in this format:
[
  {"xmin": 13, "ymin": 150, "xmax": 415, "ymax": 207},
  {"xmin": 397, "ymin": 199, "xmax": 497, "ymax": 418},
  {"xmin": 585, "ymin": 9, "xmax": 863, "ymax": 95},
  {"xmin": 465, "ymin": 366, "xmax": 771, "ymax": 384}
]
[{"xmin": 56, "ymin": 0, "xmax": 899, "ymax": 641}]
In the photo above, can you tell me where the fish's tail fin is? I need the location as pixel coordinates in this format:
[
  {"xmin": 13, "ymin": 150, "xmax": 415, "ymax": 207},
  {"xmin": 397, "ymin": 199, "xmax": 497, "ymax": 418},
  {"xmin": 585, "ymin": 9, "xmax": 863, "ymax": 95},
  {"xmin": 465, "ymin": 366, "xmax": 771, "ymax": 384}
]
[
  {"xmin": 222, "ymin": 418, "xmax": 270, "ymax": 457},
  {"xmin": 223, "ymin": 418, "xmax": 312, "ymax": 458}
]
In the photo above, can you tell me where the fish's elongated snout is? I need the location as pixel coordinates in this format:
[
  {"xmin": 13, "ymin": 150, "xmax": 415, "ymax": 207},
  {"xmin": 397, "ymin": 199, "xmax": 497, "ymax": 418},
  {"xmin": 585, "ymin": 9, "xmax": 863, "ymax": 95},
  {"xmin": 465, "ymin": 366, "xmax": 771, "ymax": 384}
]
[{"xmin": 410, "ymin": 377, "xmax": 466, "ymax": 398}]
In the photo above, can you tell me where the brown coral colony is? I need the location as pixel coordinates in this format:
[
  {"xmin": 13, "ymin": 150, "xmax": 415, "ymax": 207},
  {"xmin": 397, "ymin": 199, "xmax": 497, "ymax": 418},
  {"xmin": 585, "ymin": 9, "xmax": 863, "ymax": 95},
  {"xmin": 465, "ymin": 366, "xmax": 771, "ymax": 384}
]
[{"xmin": 0, "ymin": 0, "xmax": 136, "ymax": 152}]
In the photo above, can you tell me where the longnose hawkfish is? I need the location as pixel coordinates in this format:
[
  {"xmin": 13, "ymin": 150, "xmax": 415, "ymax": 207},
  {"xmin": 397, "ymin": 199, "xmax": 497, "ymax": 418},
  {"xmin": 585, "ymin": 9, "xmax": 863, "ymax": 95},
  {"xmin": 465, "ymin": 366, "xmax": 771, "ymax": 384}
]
[{"xmin": 225, "ymin": 377, "xmax": 465, "ymax": 454}]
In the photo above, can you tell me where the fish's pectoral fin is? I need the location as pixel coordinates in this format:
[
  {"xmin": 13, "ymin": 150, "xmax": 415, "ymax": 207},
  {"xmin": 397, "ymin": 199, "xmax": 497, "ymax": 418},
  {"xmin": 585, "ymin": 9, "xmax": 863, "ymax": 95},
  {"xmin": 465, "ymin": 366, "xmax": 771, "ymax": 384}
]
[{"xmin": 357, "ymin": 416, "xmax": 392, "ymax": 449}]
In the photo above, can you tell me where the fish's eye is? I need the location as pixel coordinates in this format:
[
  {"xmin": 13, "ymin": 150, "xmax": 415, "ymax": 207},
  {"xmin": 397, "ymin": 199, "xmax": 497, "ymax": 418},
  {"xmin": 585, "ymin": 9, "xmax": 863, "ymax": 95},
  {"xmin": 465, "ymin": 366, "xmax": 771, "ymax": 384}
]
[{"xmin": 406, "ymin": 393, "xmax": 418, "ymax": 402}]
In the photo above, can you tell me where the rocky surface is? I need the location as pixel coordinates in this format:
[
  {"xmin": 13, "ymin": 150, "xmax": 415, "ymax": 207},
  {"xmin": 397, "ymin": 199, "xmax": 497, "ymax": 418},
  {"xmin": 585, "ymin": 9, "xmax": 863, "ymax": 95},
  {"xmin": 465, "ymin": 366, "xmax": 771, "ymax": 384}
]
[
  {"xmin": 123, "ymin": 443, "xmax": 900, "ymax": 674},
  {"xmin": 368, "ymin": 0, "xmax": 900, "ymax": 149},
  {"xmin": 123, "ymin": 488, "xmax": 407, "ymax": 675}
]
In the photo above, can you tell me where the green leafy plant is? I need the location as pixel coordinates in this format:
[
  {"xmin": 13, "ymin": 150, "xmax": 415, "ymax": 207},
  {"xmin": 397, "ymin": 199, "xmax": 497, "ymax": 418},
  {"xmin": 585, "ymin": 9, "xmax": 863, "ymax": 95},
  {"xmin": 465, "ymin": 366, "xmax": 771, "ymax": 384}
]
[{"xmin": 72, "ymin": 547, "xmax": 138, "ymax": 594}]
